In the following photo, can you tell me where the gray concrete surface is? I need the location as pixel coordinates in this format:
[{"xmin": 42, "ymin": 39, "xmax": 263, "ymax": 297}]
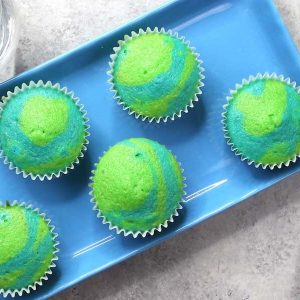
[{"xmin": 14, "ymin": 1, "xmax": 300, "ymax": 299}]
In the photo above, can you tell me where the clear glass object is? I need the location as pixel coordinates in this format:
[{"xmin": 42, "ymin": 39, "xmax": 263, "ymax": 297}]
[{"xmin": 0, "ymin": 0, "xmax": 18, "ymax": 82}]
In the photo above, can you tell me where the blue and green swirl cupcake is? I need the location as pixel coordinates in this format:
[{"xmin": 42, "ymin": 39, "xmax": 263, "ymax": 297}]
[
  {"xmin": 0, "ymin": 81, "xmax": 89, "ymax": 180},
  {"xmin": 223, "ymin": 73, "xmax": 300, "ymax": 169},
  {"xmin": 0, "ymin": 202, "xmax": 59, "ymax": 297},
  {"xmin": 90, "ymin": 138, "xmax": 185, "ymax": 237},
  {"xmin": 108, "ymin": 27, "xmax": 204, "ymax": 122}
]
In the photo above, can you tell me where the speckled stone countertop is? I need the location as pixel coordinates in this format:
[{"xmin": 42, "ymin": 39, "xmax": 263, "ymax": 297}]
[{"xmin": 14, "ymin": 1, "xmax": 300, "ymax": 299}]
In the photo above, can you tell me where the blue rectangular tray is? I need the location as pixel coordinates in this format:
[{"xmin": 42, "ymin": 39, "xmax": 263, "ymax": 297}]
[{"xmin": 1, "ymin": 0, "xmax": 300, "ymax": 298}]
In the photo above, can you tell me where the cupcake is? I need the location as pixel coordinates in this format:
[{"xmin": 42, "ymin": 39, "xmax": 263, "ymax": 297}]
[
  {"xmin": 108, "ymin": 27, "xmax": 204, "ymax": 123},
  {"xmin": 90, "ymin": 138, "xmax": 185, "ymax": 237},
  {"xmin": 0, "ymin": 202, "xmax": 59, "ymax": 297},
  {"xmin": 223, "ymin": 73, "xmax": 300, "ymax": 169},
  {"xmin": 0, "ymin": 81, "xmax": 89, "ymax": 180}
]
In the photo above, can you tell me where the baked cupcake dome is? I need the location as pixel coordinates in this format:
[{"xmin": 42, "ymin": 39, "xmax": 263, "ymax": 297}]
[
  {"xmin": 109, "ymin": 28, "xmax": 204, "ymax": 122},
  {"xmin": 91, "ymin": 138, "xmax": 184, "ymax": 237},
  {"xmin": 0, "ymin": 203, "xmax": 58, "ymax": 297},
  {"xmin": 223, "ymin": 74, "xmax": 300, "ymax": 168},
  {"xmin": 0, "ymin": 81, "xmax": 89, "ymax": 180}
]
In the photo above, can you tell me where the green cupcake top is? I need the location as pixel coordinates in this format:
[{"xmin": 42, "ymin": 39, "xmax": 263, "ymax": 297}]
[
  {"xmin": 224, "ymin": 76, "xmax": 300, "ymax": 167},
  {"xmin": 111, "ymin": 30, "xmax": 203, "ymax": 120},
  {"xmin": 0, "ymin": 83, "xmax": 88, "ymax": 178},
  {"xmin": 91, "ymin": 138, "xmax": 184, "ymax": 235},
  {"xmin": 0, "ymin": 204, "xmax": 57, "ymax": 293}
]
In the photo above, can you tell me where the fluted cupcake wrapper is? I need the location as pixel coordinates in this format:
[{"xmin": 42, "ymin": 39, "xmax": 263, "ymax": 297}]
[
  {"xmin": 89, "ymin": 149, "xmax": 187, "ymax": 238},
  {"xmin": 0, "ymin": 201, "xmax": 59, "ymax": 298},
  {"xmin": 108, "ymin": 27, "xmax": 205, "ymax": 123},
  {"xmin": 222, "ymin": 72, "xmax": 300, "ymax": 170},
  {"xmin": 0, "ymin": 80, "xmax": 90, "ymax": 180}
]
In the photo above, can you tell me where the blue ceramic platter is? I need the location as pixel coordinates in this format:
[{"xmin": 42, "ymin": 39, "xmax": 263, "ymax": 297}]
[{"xmin": 1, "ymin": 0, "xmax": 300, "ymax": 298}]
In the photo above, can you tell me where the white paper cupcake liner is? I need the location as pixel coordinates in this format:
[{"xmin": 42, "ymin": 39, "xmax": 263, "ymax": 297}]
[
  {"xmin": 108, "ymin": 27, "xmax": 205, "ymax": 123},
  {"xmin": 89, "ymin": 147, "xmax": 186, "ymax": 238},
  {"xmin": 0, "ymin": 201, "xmax": 59, "ymax": 298},
  {"xmin": 0, "ymin": 80, "xmax": 90, "ymax": 180},
  {"xmin": 222, "ymin": 72, "xmax": 300, "ymax": 170}
]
